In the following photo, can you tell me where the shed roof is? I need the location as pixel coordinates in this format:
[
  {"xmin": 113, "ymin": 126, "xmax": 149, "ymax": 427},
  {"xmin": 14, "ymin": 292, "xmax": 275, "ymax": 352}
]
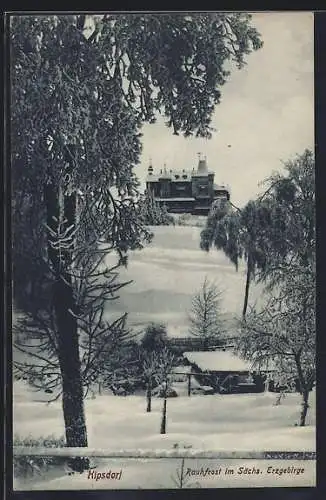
[{"xmin": 183, "ymin": 351, "xmax": 275, "ymax": 372}]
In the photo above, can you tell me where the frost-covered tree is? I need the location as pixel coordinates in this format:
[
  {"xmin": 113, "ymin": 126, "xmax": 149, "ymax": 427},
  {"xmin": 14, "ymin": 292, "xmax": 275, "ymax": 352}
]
[
  {"xmin": 236, "ymin": 263, "xmax": 315, "ymax": 426},
  {"xmin": 142, "ymin": 350, "xmax": 158, "ymax": 413},
  {"xmin": 141, "ymin": 323, "xmax": 168, "ymax": 352},
  {"xmin": 188, "ymin": 277, "xmax": 225, "ymax": 347},
  {"xmin": 100, "ymin": 340, "xmax": 143, "ymax": 396},
  {"xmin": 138, "ymin": 190, "xmax": 174, "ymax": 226},
  {"xmin": 201, "ymin": 202, "xmax": 268, "ymax": 318},
  {"xmin": 139, "ymin": 323, "xmax": 169, "ymax": 412},
  {"xmin": 155, "ymin": 347, "xmax": 176, "ymax": 434},
  {"xmin": 11, "ymin": 13, "xmax": 262, "ymax": 459},
  {"xmin": 201, "ymin": 150, "xmax": 315, "ymax": 318},
  {"xmin": 13, "ymin": 253, "xmax": 135, "ymax": 401},
  {"xmin": 255, "ymin": 149, "xmax": 315, "ymax": 287}
]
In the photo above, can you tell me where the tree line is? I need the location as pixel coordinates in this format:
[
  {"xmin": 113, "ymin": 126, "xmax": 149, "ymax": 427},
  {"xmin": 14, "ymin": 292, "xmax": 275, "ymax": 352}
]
[{"xmin": 200, "ymin": 149, "xmax": 315, "ymax": 426}]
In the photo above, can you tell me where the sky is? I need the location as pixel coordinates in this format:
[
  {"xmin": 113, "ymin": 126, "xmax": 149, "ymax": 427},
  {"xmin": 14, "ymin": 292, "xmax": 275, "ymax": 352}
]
[{"xmin": 135, "ymin": 12, "xmax": 314, "ymax": 208}]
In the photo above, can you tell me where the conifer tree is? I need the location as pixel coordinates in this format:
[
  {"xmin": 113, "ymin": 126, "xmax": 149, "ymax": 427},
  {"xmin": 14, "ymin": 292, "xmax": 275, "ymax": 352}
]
[
  {"xmin": 11, "ymin": 13, "xmax": 263, "ymax": 461},
  {"xmin": 188, "ymin": 277, "xmax": 225, "ymax": 347},
  {"xmin": 139, "ymin": 190, "xmax": 174, "ymax": 226}
]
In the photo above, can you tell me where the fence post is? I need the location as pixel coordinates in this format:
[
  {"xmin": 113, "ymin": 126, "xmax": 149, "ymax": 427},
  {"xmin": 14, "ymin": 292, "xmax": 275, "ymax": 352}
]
[{"xmin": 187, "ymin": 374, "xmax": 191, "ymax": 397}]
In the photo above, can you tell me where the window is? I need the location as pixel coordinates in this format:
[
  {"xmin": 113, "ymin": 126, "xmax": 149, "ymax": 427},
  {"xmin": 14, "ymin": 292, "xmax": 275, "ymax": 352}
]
[{"xmin": 161, "ymin": 181, "xmax": 170, "ymax": 197}]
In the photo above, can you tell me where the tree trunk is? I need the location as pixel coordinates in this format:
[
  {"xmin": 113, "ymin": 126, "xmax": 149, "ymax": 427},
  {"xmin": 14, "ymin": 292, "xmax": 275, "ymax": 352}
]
[
  {"xmin": 299, "ymin": 390, "xmax": 310, "ymax": 427},
  {"xmin": 242, "ymin": 257, "xmax": 252, "ymax": 318},
  {"xmin": 179, "ymin": 458, "xmax": 185, "ymax": 488},
  {"xmin": 160, "ymin": 382, "xmax": 167, "ymax": 434},
  {"xmin": 53, "ymin": 277, "xmax": 88, "ymax": 461},
  {"xmin": 146, "ymin": 378, "xmax": 152, "ymax": 412},
  {"xmin": 45, "ymin": 182, "xmax": 88, "ymax": 471},
  {"xmin": 294, "ymin": 352, "xmax": 310, "ymax": 427}
]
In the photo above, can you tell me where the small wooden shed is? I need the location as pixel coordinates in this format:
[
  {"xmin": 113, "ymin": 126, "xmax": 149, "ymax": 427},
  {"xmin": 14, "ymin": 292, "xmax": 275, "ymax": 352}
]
[{"xmin": 183, "ymin": 350, "xmax": 274, "ymax": 394}]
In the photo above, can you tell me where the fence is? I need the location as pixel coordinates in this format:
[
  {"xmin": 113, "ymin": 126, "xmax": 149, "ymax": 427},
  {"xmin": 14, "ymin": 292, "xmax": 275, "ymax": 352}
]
[
  {"xmin": 168, "ymin": 337, "xmax": 236, "ymax": 352},
  {"xmin": 173, "ymin": 371, "xmax": 266, "ymax": 396},
  {"xmin": 13, "ymin": 447, "xmax": 316, "ymax": 460}
]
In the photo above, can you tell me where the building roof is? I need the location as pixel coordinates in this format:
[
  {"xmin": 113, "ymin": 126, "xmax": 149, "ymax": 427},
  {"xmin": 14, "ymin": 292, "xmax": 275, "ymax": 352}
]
[
  {"xmin": 154, "ymin": 197, "xmax": 195, "ymax": 202},
  {"xmin": 214, "ymin": 183, "xmax": 230, "ymax": 191},
  {"xmin": 146, "ymin": 163, "xmax": 214, "ymax": 181},
  {"xmin": 146, "ymin": 175, "xmax": 161, "ymax": 182},
  {"xmin": 173, "ymin": 177, "xmax": 191, "ymax": 183},
  {"xmin": 191, "ymin": 171, "xmax": 214, "ymax": 178},
  {"xmin": 183, "ymin": 351, "xmax": 275, "ymax": 373},
  {"xmin": 146, "ymin": 169, "xmax": 194, "ymax": 181}
]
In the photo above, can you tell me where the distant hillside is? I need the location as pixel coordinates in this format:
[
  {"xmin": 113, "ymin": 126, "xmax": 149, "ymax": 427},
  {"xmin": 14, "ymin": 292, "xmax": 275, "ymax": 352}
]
[
  {"xmin": 12, "ymin": 226, "xmax": 263, "ymax": 342},
  {"xmin": 104, "ymin": 226, "xmax": 263, "ymax": 337}
]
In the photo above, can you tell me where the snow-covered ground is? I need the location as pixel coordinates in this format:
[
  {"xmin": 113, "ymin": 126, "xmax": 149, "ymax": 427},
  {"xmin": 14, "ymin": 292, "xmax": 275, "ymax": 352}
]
[
  {"xmin": 13, "ymin": 225, "xmax": 316, "ymax": 489},
  {"xmin": 13, "ymin": 380, "xmax": 316, "ymax": 490},
  {"xmin": 103, "ymin": 225, "xmax": 264, "ymax": 337}
]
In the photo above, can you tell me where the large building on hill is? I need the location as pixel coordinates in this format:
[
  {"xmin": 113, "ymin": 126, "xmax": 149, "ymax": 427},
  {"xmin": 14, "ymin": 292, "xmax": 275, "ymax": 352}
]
[{"xmin": 145, "ymin": 155, "xmax": 231, "ymax": 215}]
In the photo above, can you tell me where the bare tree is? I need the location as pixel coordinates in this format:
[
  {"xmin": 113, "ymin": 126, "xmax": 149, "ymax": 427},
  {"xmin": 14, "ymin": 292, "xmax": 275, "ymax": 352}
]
[
  {"xmin": 154, "ymin": 347, "xmax": 176, "ymax": 434},
  {"xmin": 142, "ymin": 351, "xmax": 158, "ymax": 413},
  {"xmin": 13, "ymin": 220, "xmax": 136, "ymax": 403},
  {"xmin": 188, "ymin": 277, "xmax": 225, "ymax": 348}
]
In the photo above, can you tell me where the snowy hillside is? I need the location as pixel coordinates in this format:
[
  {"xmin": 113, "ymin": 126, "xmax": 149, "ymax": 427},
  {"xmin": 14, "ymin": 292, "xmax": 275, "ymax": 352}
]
[{"xmin": 103, "ymin": 225, "xmax": 263, "ymax": 337}]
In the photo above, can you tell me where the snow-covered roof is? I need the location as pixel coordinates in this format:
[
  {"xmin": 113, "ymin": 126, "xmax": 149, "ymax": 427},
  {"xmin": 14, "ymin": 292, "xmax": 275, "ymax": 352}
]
[
  {"xmin": 173, "ymin": 365, "xmax": 192, "ymax": 373},
  {"xmin": 154, "ymin": 197, "xmax": 195, "ymax": 202},
  {"xmin": 183, "ymin": 351, "xmax": 253, "ymax": 372},
  {"xmin": 191, "ymin": 171, "xmax": 214, "ymax": 177},
  {"xmin": 184, "ymin": 351, "xmax": 276, "ymax": 372},
  {"xmin": 146, "ymin": 175, "xmax": 161, "ymax": 182},
  {"xmin": 214, "ymin": 183, "xmax": 230, "ymax": 192},
  {"xmin": 146, "ymin": 169, "xmax": 215, "ymax": 181}
]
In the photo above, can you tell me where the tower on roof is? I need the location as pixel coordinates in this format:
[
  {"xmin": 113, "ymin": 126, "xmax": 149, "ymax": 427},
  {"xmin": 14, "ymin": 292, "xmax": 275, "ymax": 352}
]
[
  {"xmin": 197, "ymin": 156, "xmax": 208, "ymax": 174},
  {"xmin": 148, "ymin": 157, "xmax": 153, "ymax": 175}
]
